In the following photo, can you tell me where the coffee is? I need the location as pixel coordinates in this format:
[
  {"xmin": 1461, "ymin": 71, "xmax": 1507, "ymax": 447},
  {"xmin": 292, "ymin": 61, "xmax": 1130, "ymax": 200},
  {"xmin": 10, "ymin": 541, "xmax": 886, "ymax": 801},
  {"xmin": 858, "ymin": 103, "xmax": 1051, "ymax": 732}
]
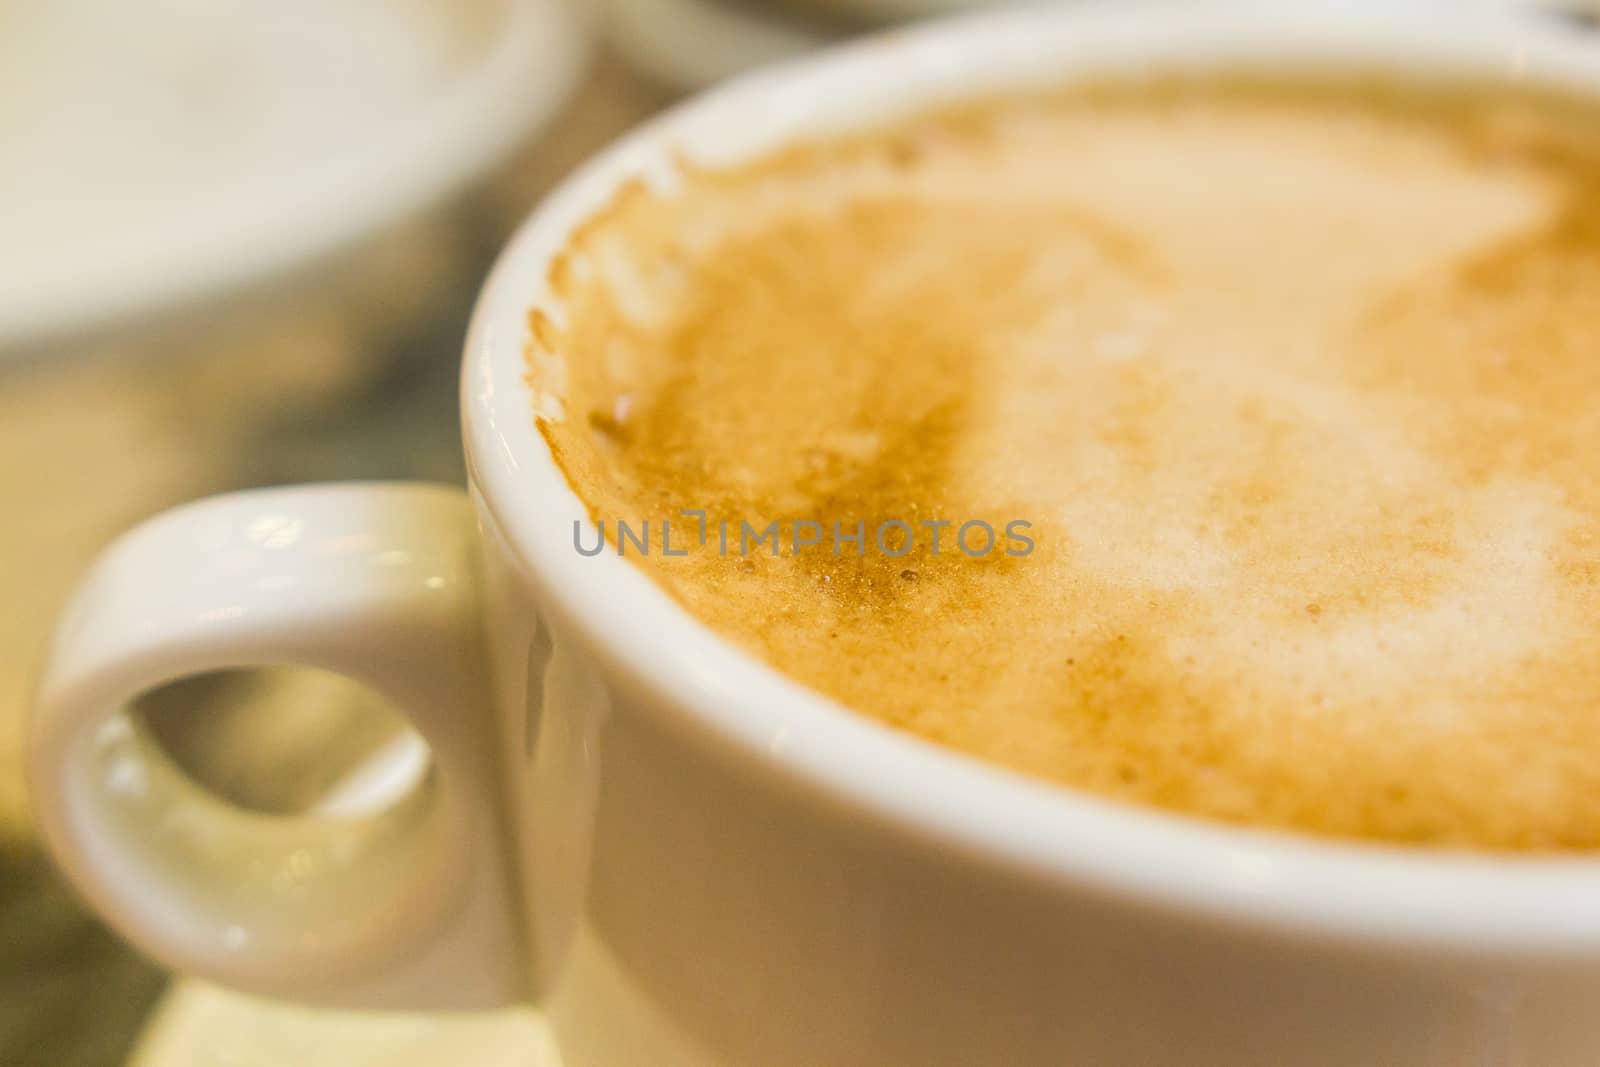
[{"xmin": 529, "ymin": 73, "xmax": 1600, "ymax": 850}]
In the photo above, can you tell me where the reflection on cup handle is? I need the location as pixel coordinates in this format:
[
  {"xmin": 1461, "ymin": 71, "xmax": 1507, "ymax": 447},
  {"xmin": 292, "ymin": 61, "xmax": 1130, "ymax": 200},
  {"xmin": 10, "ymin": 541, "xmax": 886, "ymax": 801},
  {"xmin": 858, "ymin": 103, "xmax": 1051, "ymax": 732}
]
[{"xmin": 29, "ymin": 484, "xmax": 524, "ymax": 1010}]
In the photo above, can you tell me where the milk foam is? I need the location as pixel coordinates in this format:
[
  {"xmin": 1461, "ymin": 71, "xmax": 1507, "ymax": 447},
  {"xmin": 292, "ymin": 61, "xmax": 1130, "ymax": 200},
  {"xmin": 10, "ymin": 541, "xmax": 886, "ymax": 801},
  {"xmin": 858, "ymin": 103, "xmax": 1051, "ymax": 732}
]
[{"xmin": 533, "ymin": 77, "xmax": 1600, "ymax": 850}]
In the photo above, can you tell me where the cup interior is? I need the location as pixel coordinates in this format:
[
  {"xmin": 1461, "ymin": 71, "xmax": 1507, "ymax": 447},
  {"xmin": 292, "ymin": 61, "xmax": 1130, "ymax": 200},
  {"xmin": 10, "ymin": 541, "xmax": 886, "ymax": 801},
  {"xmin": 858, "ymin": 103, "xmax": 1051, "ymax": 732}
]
[{"xmin": 463, "ymin": 1, "xmax": 1600, "ymax": 952}]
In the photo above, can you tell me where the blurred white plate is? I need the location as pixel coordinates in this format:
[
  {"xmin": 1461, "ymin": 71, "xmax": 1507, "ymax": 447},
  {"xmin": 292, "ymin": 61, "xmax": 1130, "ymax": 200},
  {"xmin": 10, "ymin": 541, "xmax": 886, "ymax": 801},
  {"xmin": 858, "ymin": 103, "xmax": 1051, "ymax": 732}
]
[
  {"xmin": 783, "ymin": 0, "xmax": 1600, "ymax": 21},
  {"xmin": 607, "ymin": 0, "xmax": 1600, "ymax": 93},
  {"xmin": 607, "ymin": 0, "xmax": 841, "ymax": 91},
  {"xmin": 769, "ymin": 0, "xmax": 1027, "ymax": 23},
  {"xmin": 128, "ymin": 732, "xmax": 562, "ymax": 1067},
  {"xmin": 0, "ymin": 0, "xmax": 586, "ymax": 354}
]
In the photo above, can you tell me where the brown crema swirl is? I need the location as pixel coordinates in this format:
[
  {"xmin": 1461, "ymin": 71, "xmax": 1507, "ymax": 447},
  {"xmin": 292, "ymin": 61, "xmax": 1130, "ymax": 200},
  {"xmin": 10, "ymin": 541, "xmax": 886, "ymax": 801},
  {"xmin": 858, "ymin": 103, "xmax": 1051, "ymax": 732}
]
[{"xmin": 530, "ymin": 74, "xmax": 1600, "ymax": 850}]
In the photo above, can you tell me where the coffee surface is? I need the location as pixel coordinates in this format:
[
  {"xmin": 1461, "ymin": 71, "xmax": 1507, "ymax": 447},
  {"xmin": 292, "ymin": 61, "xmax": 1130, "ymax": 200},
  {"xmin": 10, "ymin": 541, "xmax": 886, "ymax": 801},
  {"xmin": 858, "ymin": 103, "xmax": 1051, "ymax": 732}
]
[{"xmin": 530, "ymin": 75, "xmax": 1600, "ymax": 850}]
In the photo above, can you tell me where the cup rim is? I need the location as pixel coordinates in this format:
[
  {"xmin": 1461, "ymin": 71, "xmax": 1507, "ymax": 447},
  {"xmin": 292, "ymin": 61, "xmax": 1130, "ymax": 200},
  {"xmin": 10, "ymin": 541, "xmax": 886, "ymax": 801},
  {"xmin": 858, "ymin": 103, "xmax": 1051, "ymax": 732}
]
[{"xmin": 463, "ymin": 0, "xmax": 1600, "ymax": 953}]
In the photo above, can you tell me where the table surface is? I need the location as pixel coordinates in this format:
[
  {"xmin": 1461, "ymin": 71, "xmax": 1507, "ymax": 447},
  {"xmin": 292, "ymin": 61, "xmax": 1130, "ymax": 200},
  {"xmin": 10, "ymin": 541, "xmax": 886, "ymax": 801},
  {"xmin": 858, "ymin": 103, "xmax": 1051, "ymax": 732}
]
[{"xmin": 0, "ymin": 49, "xmax": 675, "ymax": 1067}]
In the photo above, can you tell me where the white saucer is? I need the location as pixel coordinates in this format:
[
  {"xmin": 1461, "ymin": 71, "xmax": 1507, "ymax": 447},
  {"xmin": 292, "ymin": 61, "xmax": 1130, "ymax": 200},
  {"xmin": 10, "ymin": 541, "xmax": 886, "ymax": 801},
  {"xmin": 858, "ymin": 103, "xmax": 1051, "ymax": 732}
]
[
  {"xmin": 129, "ymin": 984, "xmax": 560, "ymax": 1067},
  {"xmin": 0, "ymin": 0, "xmax": 586, "ymax": 354}
]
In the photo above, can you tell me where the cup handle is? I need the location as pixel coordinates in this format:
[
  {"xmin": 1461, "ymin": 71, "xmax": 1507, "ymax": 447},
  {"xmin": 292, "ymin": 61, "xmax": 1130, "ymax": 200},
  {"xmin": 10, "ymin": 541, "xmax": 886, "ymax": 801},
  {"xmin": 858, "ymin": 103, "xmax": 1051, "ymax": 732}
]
[{"xmin": 29, "ymin": 483, "xmax": 523, "ymax": 1010}]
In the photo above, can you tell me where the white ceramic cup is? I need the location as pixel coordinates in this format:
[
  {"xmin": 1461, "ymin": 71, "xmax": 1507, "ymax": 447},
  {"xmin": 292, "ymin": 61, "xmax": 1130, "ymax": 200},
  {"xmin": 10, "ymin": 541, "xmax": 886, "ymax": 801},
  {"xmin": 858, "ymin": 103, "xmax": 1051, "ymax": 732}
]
[{"xmin": 31, "ymin": 5, "xmax": 1600, "ymax": 1064}]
